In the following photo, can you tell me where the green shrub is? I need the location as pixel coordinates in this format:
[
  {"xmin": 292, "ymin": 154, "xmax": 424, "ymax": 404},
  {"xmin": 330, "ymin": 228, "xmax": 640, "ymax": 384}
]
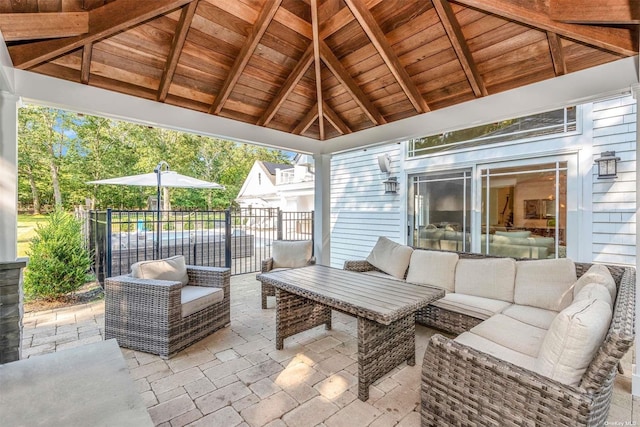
[{"xmin": 24, "ymin": 209, "xmax": 92, "ymax": 300}]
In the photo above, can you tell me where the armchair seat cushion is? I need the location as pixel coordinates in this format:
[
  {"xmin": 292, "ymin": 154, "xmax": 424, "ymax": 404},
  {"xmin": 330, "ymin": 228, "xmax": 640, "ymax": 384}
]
[{"xmin": 181, "ymin": 286, "xmax": 225, "ymax": 318}]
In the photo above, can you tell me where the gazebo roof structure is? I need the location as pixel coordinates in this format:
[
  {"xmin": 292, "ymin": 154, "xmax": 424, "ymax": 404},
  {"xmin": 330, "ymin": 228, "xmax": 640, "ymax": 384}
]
[{"xmin": 0, "ymin": 0, "xmax": 637, "ymax": 152}]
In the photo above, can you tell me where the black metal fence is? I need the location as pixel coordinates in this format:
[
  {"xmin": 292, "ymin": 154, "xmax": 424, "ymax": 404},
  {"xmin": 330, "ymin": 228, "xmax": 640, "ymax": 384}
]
[{"xmin": 79, "ymin": 208, "xmax": 313, "ymax": 283}]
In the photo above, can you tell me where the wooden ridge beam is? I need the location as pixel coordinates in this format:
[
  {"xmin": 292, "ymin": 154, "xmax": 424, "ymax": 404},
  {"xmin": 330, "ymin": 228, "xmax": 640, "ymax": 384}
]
[
  {"xmin": 432, "ymin": 0, "xmax": 487, "ymax": 97},
  {"xmin": 344, "ymin": 0, "xmax": 429, "ymax": 113},
  {"xmin": 323, "ymin": 101, "xmax": 351, "ymax": 135},
  {"xmin": 550, "ymin": 0, "xmax": 639, "ymax": 24},
  {"xmin": 547, "ymin": 31, "xmax": 567, "ymax": 76},
  {"xmin": 311, "ymin": 0, "xmax": 324, "ymax": 140},
  {"xmin": 8, "ymin": 0, "xmax": 194, "ymax": 69},
  {"xmin": 320, "ymin": 41, "xmax": 386, "ymax": 125},
  {"xmin": 453, "ymin": 0, "xmax": 638, "ymax": 56},
  {"xmin": 0, "ymin": 12, "xmax": 88, "ymax": 41},
  {"xmin": 209, "ymin": 0, "xmax": 281, "ymax": 115},
  {"xmin": 257, "ymin": 44, "xmax": 314, "ymax": 127},
  {"xmin": 319, "ymin": 0, "xmax": 383, "ymax": 39},
  {"xmin": 158, "ymin": 0, "xmax": 198, "ymax": 102},
  {"xmin": 293, "ymin": 104, "xmax": 318, "ymax": 135},
  {"xmin": 80, "ymin": 42, "xmax": 93, "ymax": 84}
]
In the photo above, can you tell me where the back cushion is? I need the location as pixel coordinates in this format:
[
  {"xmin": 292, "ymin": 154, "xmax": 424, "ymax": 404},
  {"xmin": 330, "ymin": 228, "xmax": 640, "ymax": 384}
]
[
  {"xmin": 573, "ymin": 264, "xmax": 617, "ymax": 303},
  {"xmin": 455, "ymin": 258, "xmax": 516, "ymax": 302},
  {"xmin": 535, "ymin": 299, "xmax": 612, "ymax": 386},
  {"xmin": 495, "ymin": 230, "xmax": 531, "ymax": 238},
  {"xmin": 573, "ymin": 283, "xmax": 613, "ymax": 307},
  {"xmin": 131, "ymin": 255, "xmax": 189, "ymax": 285},
  {"xmin": 514, "ymin": 258, "xmax": 577, "ymax": 311},
  {"xmin": 405, "ymin": 250, "xmax": 459, "ymax": 291},
  {"xmin": 272, "ymin": 240, "xmax": 313, "ymax": 268},
  {"xmin": 366, "ymin": 236, "xmax": 413, "ymax": 279}
]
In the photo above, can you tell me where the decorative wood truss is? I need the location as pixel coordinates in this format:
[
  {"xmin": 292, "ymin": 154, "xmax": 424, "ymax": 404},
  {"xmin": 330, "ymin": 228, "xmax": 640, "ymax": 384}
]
[{"xmin": 0, "ymin": 0, "xmax": 637, "ymax": 141}]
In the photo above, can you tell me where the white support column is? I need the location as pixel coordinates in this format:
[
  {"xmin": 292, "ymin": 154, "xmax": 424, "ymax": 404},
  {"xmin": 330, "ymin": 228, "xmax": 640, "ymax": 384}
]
[
  {"xmin": 0, "ymin": 91, "xmax": 19, "ymax": 262},
  {"xmin": 633, "ymin": 82, "xmax": 640, "ymax": 396},
  {"xmin": 313, "ymin": 153, "xmax": 331, "ymax": 265}
]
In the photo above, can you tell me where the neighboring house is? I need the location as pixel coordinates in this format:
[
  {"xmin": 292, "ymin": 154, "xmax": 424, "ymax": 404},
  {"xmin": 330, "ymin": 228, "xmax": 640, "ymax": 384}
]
[
  {"xmin": 236, "ymin": 154, "xmax": 314, "ymax": 211},
  {"xmin": 330, "ymin": 93, "xmax": 637, "ymax": 269}
]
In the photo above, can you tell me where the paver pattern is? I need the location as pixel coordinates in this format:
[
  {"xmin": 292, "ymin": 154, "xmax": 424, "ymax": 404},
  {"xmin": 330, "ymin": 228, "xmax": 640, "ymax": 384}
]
[{"xmin": 22, "ymin": 274, "xmax": 640, "ymax": 427}]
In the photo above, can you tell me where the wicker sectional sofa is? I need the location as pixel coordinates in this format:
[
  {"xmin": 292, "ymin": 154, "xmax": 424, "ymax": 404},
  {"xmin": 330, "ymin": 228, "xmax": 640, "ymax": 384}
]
[{"xmin": 343, "ymin": 237, "xmax": 635, "ymax": 425}]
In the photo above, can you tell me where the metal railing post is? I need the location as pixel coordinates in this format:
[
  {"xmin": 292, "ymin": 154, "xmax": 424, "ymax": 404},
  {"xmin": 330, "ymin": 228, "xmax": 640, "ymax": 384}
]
[
  {"xmin": 106, "ymin": 208, "xmax": 112, "ymax": 279},
  {"xmin": 224, "ymin": 209, "xmax": 232, "ymax": 269},
  {"xmin": 277, "ymin": 209, "xmax": 283, "ymax": 241}
]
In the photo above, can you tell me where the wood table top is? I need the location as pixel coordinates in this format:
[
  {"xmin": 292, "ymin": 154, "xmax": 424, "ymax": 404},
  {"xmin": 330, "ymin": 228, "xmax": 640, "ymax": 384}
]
[{"xmin": 258, "ymin": 265, "xmax": 444, "ymax": 325}]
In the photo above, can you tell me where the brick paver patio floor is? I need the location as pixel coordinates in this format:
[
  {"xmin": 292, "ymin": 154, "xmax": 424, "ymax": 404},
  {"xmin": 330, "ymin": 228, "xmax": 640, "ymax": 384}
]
[{"xmin": 21, "ymin": 274, "xmax": 640, "ymax": 427}]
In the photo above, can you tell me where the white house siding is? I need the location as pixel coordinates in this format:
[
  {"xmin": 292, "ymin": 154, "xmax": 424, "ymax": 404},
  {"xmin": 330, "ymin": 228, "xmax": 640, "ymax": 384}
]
[
  {"xmin": 330, "ymin": 145, "xmax": 404, "ymax": 268},
  {"xmin": 329, "ymin": 94, "xmax": 637, "ymax": 268},
  {"xmin": 591, "ymin": 95, "xmax": 637, "ymax": 265}
]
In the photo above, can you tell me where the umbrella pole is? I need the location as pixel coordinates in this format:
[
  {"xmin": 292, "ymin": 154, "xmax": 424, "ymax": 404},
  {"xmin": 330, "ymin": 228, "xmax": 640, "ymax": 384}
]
[{"xmin": 154, "ymin": 161, "xmax": 169, "ymax": 259}]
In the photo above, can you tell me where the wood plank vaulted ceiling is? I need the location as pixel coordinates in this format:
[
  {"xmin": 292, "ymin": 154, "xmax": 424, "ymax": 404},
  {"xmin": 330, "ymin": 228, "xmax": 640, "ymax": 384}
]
[{"xmin": 0, "ymin": 0, "xmax": 638, "ymax": 142}]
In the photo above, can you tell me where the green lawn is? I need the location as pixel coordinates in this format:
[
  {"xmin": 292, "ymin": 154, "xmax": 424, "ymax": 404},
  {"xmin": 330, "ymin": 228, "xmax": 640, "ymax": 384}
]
[{"xmin": 17, "ymin": 214, "xmax": 48, "ymax": 257}]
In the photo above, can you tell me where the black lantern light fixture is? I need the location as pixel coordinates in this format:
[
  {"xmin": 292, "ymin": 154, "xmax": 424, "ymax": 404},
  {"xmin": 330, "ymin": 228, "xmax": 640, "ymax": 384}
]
[
  {"xmin": 383, "ymin": 176, "xmax": 399, "ymax": 194},
  {"xmin": 595, "ymin": 151, "xmax": 620, "ymax": 179}
]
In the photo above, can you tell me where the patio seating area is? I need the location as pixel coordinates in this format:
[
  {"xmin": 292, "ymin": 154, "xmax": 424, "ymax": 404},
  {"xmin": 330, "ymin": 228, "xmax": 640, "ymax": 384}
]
[{"xmin": 21, "ymin": 273, "xmax": 640, "ymax": 427}]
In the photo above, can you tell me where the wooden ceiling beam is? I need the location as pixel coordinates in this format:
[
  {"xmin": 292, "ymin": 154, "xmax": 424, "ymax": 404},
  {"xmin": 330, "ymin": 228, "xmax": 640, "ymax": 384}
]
[
  {"xmin": 453, "ymin": 0, "xmax": 638, "ymax": 56},
  {"xmin": 319, "ymin": 0, "xmax": 383, "ymax": 39},
  {"xmin": 546, "ymin": 31, "xmax": 567, "ymax": 76},
  {"xmin": 311, "ymin": 0, "xmax": 324, "ymax": 140},
  {"xmin": 208, "ymin": 0, "xmax": 281, "ymax": 115},
  {"xmin": 80, "ymin": 42, "xmax": 92, "ymax": 84},
  {"xmin": 323, "ymin": 101, "xmax": 351, "ymax": 135},
  {"xmin": 320, "ymin": 41, "xmax": 386, "ymax": 125},
  {"xmin": 8, "ymin": 0, "xmax": 195, "ymax": 69},
  {"xmin": 293, "ymin": 104, "xmax": 318, "ymax": 135},
  {"xmin": 432, "ymin": 0, "xmax": 487, "ymax": 97},
  {"xmin": 344, "ymin": 0, "xmax": 429, "ymax": 114},
  {"xmin": 257, "ymin": 44, "xmax": 313, "ymax": 127},
  {"xmin": 549, "ymin": 0, "xmax": 639, "ymax": 24},
  {"xmin": 0, "ymin": 12, "xmax": 88, "ymax": 41},
  {"xmin": 158, "ymin": 0, "xmax": 198, "ymax": 102}
]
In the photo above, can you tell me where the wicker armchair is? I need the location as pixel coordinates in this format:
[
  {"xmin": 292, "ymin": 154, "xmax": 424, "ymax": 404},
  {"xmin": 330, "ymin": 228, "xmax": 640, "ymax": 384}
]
[
  {"xmin": 105, "ymin": 265, "xmax": 230, "ymax": 359},
  {"xmin": 421, "ymin": 264, "xmax": 635, "ymax": 426},
  {"xmin": 258, "ymin": 240, "xmax": 314, "ymax": 309}
]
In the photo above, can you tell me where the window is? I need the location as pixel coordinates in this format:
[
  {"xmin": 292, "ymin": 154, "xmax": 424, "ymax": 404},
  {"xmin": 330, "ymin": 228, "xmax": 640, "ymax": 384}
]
[
  {"xmin": 409, "ymin": 171, "xmax": 472, "ymax": 251},
  {"xmin": 481, "ymin": 162, "xmax": 567, "ymax": 259},
  {"xmin": 408, "ymin": 107, "xmax": 577, "ymax": 157}
]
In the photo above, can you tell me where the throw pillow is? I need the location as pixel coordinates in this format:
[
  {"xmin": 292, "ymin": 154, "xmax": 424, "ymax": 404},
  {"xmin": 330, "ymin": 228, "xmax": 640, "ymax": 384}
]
[
  {"xmin": 131, "ymin": 255, "xmax": 189, "ymax": 285},
  {"xmin": 573, "ymin": 264, "xmax": 617, "ymax": 303},
  {"xmin": 366, "ymin": 236, "xmax": 413, "ymax": 279},
  {"xmin": 272, "ymin": 240, "xmax": 313, "ymax": 268}
]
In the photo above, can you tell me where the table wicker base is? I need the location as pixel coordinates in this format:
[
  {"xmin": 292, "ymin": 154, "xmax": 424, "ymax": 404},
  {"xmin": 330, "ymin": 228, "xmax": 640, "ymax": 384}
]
[{"xmin": 275, "ymin": 288, "xmax": 415, "ymax": 401}]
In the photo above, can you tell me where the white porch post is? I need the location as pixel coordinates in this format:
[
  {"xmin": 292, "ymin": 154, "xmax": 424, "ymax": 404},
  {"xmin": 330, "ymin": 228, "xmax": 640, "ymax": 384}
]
[
  {"xmin": 633, "ymin": 82, "xmax": 640, "ymax": 396},
  {"xmin": 0, "ymin": 90, "xmax": 19, "ymax": 262},
  {"xmin": 313, "ymin": 153, "xmax": 331, "ymax": 265}
]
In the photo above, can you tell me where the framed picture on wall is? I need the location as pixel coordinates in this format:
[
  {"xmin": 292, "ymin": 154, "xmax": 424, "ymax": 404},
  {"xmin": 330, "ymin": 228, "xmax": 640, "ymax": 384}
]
[{"xmin": 524, "ymin": 199, "xmax": 541, "ymax": 219}]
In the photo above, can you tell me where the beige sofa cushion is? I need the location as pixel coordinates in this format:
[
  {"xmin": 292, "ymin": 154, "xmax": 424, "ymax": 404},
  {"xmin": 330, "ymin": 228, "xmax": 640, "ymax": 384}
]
[
  {"xmin": 470, "ymin": 314, "xmax": 547, "ymax": 357},
  {"xmin": 573, "ymin": 264, "xmax": 616, "ymax": 303},
  {"xmin": 272, "ymin": 240, "xmax": 313, "ymax": 269},
  {"xmin": 535, "ymin": 299, "xmax": 612, "ymax": 386},
  {"xmin": 454, "ymin": 257, "xmax": 516, "ymax": 302},
  {"xmin": 573, "ymin": 282, "xmax": 613, "ymax": 307},
  {"xmin": 455, "ymin": 332, "xmax": 536, "ymax": 371},
  {"xmin": 514, "ymin": 258, "xmax": 577, "ymax": 311},
  {"xmin": 181, "ymin": 285, "xmax": 224, "ymax": 318},
  {"xmin": 430, "ymin": 294, "xmax": 511, "ymax": 320},
  {"xmin": 495, "ymin": 230, "xmax": 531, "ymax": 238},
  {"xmin": 501, "ymin": 305, "xmax": 558, "ymax": 330},
  {"xmin": 405, "ymin": 250, "xmax": 458, "ymax": 291},
  {"xmin": 131, "ymin": 255, "xmax": 189, "ymax": 285},
  {"xmin": 366, "ymin": 236, "xmax": 413, "ymax": 279}
]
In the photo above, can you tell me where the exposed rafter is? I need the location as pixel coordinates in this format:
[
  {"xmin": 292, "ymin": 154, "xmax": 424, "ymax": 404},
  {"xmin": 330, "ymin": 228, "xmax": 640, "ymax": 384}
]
[
  {"xmin": 323, "ymin": 101, "xmax": 351, "ymax": 135},
  {"xmin": 454, "ymin": 0, "xmax": 637, "ymax": 56},
  {"xmin": 344, "ymin": 0, "xmax": 429, "ymax": 113},
  {"xmin": 320, "ymin": 41, "xmax": 386, "ymax": 125},
  {"xmin": 311, "ymin": 0, "xmax": 325, "ymax": 140},
  {"xmin": 208, "ymin": 0, "xmax": 281, "ymax": 115},
  {"xmin": 80, "ymin": 43, "xmax": 93, "ymax": 84},
  {"xmin": 293, "ymin": 104, "xmax": 318, "ymax": 135},
  {"xmin": 432, "ymin": 0, "xmax": 487, "ymax": 97},
  {"xmin": 546, "ymin": 32, "xmax": 567, "ymax": 76},
  {"xmin": 319, "ymin": 0, "xmax": 384, "ymax": 39},
  {"xmin": 549, "ymin": 0, "xmax": 640, "ymax": 24},
  {"xmin": 0, "ymin": 12, "xmax": 88, "ymax": 41},
  {"xmin": 157, "ymin": 0, "xmax": 198, "ymax": 102},
  {"xmin": 8, "ymin": 0, "xmax": 194, "ymax": 69}
]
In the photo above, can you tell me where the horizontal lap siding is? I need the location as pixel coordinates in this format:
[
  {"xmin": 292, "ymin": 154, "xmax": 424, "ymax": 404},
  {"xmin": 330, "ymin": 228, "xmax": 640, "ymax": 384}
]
[
  {"xmin": 591, "ymin": 95, "xmax": 637, "ymax": 265},
  {"xmin": 330, "ymin": 145, "xmax": 403, "ymax": 268}
]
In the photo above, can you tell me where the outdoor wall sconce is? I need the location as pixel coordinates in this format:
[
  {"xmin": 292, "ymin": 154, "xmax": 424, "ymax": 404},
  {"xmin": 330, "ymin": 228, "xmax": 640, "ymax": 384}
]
[
  {"xmin": 383, "ymin": 177, "xmax": 399, "ymax": 194},
  {"xmin": 595, "ymin": 151, "xmax": 620, "ymax": 179}
]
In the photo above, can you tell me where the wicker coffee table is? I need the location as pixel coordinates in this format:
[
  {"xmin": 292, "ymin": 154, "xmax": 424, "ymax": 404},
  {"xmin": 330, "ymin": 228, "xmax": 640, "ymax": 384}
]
[{"xmin": 257, "ymin": 264, "xmax": 444, "ymax": 400}]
